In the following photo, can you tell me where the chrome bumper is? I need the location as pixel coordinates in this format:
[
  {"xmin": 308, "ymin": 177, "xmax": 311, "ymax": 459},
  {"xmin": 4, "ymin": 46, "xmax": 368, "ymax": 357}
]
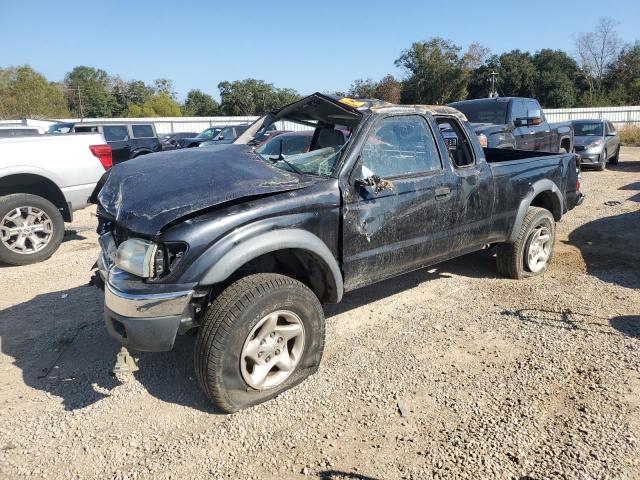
[{"xmin": 95, "ymin": 235, "xmax": 195, "ymax": 352}]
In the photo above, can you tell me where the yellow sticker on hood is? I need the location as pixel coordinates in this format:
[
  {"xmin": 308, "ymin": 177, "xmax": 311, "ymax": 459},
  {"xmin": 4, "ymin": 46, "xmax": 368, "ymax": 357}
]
[{"xmin": 339, "ymin": 97, "xmax": 367, "ymax": 108}]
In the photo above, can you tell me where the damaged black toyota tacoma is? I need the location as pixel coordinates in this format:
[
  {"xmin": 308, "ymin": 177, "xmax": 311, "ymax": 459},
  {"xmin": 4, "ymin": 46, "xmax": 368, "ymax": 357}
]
[{"xmin": 91, "ymin": 93, "xmax": 584, "ymax": 412}]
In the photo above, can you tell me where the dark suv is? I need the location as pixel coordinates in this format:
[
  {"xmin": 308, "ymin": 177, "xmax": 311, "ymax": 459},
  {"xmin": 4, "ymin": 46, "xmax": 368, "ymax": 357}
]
[{"xmin": 48, "ymin": 122, "xmax": 162, "ymax": 164}]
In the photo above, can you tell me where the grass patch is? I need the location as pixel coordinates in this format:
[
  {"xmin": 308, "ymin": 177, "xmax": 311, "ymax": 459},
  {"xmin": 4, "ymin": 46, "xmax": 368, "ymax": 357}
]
[{"xmin": 619, "ymin": 126, "xmax": 640, "ymax": 146}]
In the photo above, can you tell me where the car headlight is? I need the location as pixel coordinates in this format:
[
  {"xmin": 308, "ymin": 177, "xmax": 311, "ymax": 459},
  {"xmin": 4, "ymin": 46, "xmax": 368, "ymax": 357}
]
[
  {"xmin": 115, "ymin": 238, "xmax": 158, "ymax": 278},
  {"xmin": 477, "ymin": 133, "xmax": 488, "ymax": 148},
  {"xmin": 586, "ymin": 139, "xmax": 604, "ymax": 150}
]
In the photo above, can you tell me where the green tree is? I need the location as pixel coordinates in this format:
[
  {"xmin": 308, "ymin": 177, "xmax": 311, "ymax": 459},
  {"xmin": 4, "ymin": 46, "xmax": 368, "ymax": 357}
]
[
  {"xmin": 395, "ymin": 37, "xmax": 470, "ymax": 104},
  {"xmin": 605, "ymin": 42, "xmax": 640, "ymax": 104},
  {"xmin": 532, "ymin": 49, "xmax": 582, "ymax": 107},
  {"xmin": 0, "ymin": 65, "xmax": 69, "ymax": 119},
  {"xmin": 218, "ymin": 79, "xmax": 300, "ymax": 115},
  {"xmin": 111, "ymin": 78, "xmax": 155, "ymax": 117},
  {"xmin": 348, "ymin": 78, "xmax": 378, "ymax": 99},
  {"xmin": 154, "ymin": 78, "xmax": 177, "ymax": 99},
  {"xmin": 182, "ymin": 89, "xmax": 220, "ymax": 116},
  {"xmin": 64, "ymin": 66, "xmax": 115, "ymax": 117},
  {"xmin": 468, "ymin": 50, "xmax": 537, "ymax": 99},
  {"xmin": 374, "ymin": 75, "xmax": 402, "ymax": 103},
  {"xmin": 126, "ymin": 92, "xmax": 182, "ymax": 117}
]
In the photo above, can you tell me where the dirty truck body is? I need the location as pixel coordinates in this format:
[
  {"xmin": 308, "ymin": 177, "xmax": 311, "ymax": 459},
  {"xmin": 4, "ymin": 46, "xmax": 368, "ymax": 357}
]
[{"xmin": 93, "ymin": 93, "xmax": 583, "ymax": 412}]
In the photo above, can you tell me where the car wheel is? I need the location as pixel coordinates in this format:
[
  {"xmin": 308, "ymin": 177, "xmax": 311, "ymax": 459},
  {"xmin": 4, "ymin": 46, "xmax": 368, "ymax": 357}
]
[
  {"xmin": 609, "ymin": 147, "xmax": 620, "ymax": 165},
  {"xmin": 596, "ymin": 151, "xmax": 606, "ymax": 171},
  {"xmin": 0, "ymin": 194, "xmax": 65, "ymax": 266},
  {"xmin": 496, "ymin": 207, "xmax": 556, "ymax": 279},
  {"xmin": 194, "ymin": 273, "xmax": 325, "ymax": 413}
]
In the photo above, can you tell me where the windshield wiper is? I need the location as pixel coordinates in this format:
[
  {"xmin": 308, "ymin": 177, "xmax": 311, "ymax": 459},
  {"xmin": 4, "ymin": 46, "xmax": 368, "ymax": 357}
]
[{"xmin": 275, "ymin": 156, "xmax": 304, "ymax": 175}]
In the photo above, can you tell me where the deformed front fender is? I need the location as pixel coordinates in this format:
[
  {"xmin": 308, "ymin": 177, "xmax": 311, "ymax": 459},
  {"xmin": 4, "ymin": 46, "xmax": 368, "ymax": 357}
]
[
  {"xmin": 198, "ymin": 228, "xmax": 344, "ymax": 303},
  {"xmin": 507, "ymin": 179, "xmax": 564, "ymax": 243}
]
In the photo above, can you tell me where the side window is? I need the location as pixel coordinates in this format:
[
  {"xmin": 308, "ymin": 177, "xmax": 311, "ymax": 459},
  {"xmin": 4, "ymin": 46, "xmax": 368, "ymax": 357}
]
[
  {"xmin": 510, "ymin": 101, "xmax": 528, "ymax": 121},
  {"xmin": 103, "ymin": 125, "xmax": 129, "ymax": 142},
  {"xmin": 607, "ymin": 122, "xmax": 616, "ymax": 134},
  {"xmin": 75, "ymin": 125, "xmax": 99, "ymax": 133},
  {"xmin": 132, "ymin": 124, "xmax": 154, "ymax": 138},
  {"xmin": 360, "ymin": 115, "xmax": 441, "ymax": 179},
  {"xmin": 436, "ymin": 118, "xmax": 475, "ymax": 168},
  {"xmin": 527, "ymin": 101, "xmax": 543, "ymax": 119}
]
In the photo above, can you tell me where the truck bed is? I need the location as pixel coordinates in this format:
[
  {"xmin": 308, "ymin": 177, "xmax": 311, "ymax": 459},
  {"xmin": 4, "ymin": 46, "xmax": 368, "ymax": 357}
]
[{"xmin": 483, "ymin": 147, "xmax": 560, "ymax": 163}]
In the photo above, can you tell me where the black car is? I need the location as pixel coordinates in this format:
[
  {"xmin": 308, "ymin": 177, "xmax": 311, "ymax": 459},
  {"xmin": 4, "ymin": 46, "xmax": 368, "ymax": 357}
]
[
  {"xmin": 175, "ymin": 127, "xmax": 224, "ymax": 149},
  {"xmin": 159, "ymin": 132, "xmax": 197, "ymax": 151},
  {"xmin": 48, "ymin": 122, "xmax": 162, "ymax": 164},
  {"xmin": 197, "ymin": 124, "xmax": 252, "ymax": 147}
]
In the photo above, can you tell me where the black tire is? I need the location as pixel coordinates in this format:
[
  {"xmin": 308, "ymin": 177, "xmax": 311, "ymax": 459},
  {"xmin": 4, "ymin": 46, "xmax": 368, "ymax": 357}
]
[
  {"xmin": 609, "ymin": 147, "xmax": 620, "ymax": 165},
  {"xmin": 496, "ymin": 206, "xmax": 556, "ymax": 280},
  {"xmin": 596, "ymin": 151, "xmax": 606, "ymax": 171},
  {"xmin": 0, "ymin": 194, "xmax": 65, "ymax": 266},
  {"xmin": 194, "ymin": 273, "xmax": 325, "ymax": 413}
]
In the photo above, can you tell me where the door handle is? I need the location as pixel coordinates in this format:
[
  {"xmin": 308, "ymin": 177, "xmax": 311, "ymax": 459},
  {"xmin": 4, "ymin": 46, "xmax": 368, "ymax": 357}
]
[{"xmin": 435, "ymin": 186, "xmax": 451, "ymax": 200}]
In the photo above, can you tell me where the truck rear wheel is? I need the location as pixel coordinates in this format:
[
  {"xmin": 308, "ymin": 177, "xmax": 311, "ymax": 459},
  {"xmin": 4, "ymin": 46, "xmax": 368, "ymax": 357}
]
[
  {"xmin": 0, "ymin": 194, "xmax": 65, "ymax": 266},
  {"xmin": 496, "ymin": 207, "xmax": 556, "ymax": 279},
  {"xmin": 194, "ymin": 273, "xmax": 325, "ymax": 413}
]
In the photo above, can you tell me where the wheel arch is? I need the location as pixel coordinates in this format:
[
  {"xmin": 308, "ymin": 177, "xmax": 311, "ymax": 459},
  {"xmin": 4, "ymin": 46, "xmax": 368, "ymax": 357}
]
[
  {"xmin": 0, "ymin": 173, "xmax": 71, "ymax": 221},
  {"xmin": 507, "ymin": 179, "xmax": 563, "ymax": 243},
  {"xmin": 198, "ymin": 229, "xmax": 344, "ymax": 303}
]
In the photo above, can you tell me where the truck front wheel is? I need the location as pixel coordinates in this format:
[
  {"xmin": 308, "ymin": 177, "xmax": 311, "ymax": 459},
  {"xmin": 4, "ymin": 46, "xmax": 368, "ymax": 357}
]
[
  {"xmin": 496, "ymin": 207, "xmax": 556, "ymax": 279},
  {"xmin": 0, "ymin": 194, "xmax": 65, "ymax": 266},
  {"xmin": 194, "ymin": 273, "xmax": 325, "ymax": 413}
]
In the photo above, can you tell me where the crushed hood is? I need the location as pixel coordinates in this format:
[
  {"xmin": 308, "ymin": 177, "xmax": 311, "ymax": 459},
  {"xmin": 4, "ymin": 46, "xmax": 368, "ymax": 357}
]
[{"xmin": 97, "ymin": 144, "xmax": 315, "ymax": 236}]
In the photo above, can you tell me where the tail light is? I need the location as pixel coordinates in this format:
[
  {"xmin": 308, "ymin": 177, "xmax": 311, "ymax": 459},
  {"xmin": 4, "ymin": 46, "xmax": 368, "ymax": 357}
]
[{"xmin": 90, "ymin": 144, "xmax": 113, "ymax": 170}]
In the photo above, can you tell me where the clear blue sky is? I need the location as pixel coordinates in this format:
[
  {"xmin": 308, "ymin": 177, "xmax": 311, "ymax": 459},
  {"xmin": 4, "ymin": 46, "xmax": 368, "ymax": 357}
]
[{"xmin": 2, "ymin": 0, "xmax": 639, "ymax": 100}]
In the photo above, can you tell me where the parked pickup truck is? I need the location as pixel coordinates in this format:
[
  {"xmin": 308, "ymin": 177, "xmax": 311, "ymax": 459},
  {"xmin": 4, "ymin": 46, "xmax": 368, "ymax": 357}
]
[
  {"xmin": 0, "ymin": 133, "xmax": 112, "ymax": 265},
  {"xmin": 91, "ymin": 93, "xmax": 583, "ymax": 412},
  {"xmin": 449, "ymin": 97, "xmax": 573, "ymax": 153}
]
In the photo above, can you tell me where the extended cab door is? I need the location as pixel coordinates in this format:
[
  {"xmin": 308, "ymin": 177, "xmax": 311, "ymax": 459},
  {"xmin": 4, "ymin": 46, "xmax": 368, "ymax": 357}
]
[
  {"xmin": 341, "ymin": 113, "xmax": 458, "ymax": 290},
  {"xmin": 526, "ymin": 100, "xmax": 551, "ymax": 151},
  {"xmin": 102, "ymin": 125, "xmax": 131, "ymax": 164}
]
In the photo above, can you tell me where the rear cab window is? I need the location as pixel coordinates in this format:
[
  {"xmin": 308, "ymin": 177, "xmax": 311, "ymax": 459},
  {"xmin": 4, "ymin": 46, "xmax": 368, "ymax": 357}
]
[{"xmin": 131, "ymin": 124, "xmax": 155, "ymax": 138}]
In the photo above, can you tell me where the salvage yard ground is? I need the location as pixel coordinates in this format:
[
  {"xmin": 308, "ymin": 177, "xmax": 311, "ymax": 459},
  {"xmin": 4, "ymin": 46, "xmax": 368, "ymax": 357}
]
[{"xmin": 1, "ymin": 149, "xmax": 639, "ymax": 479}]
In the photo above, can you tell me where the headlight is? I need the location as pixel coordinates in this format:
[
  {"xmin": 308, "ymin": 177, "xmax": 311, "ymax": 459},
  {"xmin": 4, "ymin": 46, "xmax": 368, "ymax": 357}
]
[
  {"xmin": 115, "ymin": 238, "xmax": 158, "ymax": 278},
  {"xmin": 586, "ymin": 139, "xmax": 603, "ymax": 150},
  {"xmin": 477, "ymin": 133, "xmax": 488, "ymax": 148}
]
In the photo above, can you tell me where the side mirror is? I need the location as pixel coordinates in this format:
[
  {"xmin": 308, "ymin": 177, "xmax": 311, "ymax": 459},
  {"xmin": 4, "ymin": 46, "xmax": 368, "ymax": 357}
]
[
  {"xmin": 354, "ymin": 175, "xmax": 394, "ymax": 194},
  {"xmin": 169, "ymin": 139, "xmax": 176, "ymax": 145},
  {"xmin": 217, "ymin": 135, "xmax": 224, "ymax": 140},
  {"xmin": 513, "ymin": 118, "xmax": 526, "ymax": 127},
  {"xmin": 527, "ymin": 116, "xmax": 543, "ymax": 126}
]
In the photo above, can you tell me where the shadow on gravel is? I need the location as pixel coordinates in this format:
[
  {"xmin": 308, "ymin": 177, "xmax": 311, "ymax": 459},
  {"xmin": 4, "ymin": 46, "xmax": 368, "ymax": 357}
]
[
  {"xmin": 0, "ymin": 285, "xmax": 119, "ymax": 410},
  {"xmin": 318, "ymin": 471, "xmax": 379, "ymax": 480},
  {"xmin": 610, "ymin": 315, "xmax": 640, "ymax": 339},
  {"xmin": 607, "ymin": 160, "xmax": 640, "ymax": 172},
  {"xmin": 504, "ymin": 309, "xmax": 640, "ymax": 340},
  {"xmin": 566, "ymin": 210, "xmax": 640, "ymax": 289},
  {"xmin": 325, "ymin": 250, "xmax": 498, "ymax": 317},
  {"xmin": 0, "ymin": 285, "xmax": 213, "ymax": 412}
]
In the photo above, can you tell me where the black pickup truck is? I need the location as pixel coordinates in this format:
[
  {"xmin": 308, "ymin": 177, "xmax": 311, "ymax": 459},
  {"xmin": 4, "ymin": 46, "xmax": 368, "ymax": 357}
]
[
  {"xmin": 92, "ymin": 93, "xmax": 583, "ymax": 412},
  {"xmin": 449, "ymin": 97, "xmax": 574, "ymax": 153}
]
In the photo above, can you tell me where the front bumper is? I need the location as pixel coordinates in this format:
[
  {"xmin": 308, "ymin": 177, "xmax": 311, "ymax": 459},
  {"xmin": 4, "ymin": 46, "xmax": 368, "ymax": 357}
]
[
  {"xmin": 96, "ymin": 238, "xmax": 195, "ymax": 352},
  {"xmin": 577, "ymin": 152, "xmax": 602, "ymax": 165}
]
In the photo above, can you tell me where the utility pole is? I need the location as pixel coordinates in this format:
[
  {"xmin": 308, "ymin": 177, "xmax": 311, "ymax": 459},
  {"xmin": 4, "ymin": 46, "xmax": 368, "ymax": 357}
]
[
  {"xmin": 488, "ymin": 72, "xmax": 499, "ymax": 98},
  {"xmin": 77, "ymin": 86, "xmax": 84, "ymax": 120}
]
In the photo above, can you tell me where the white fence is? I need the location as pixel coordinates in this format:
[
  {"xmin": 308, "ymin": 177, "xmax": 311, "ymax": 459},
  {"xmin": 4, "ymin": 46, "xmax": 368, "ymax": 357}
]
[
  {"xmin": 545, "ymin": 106, "xmax": 640, "ymax": 127},
  {"xmin": 4, "ymin": 106, "xmax": 640, "ymax": 133}
]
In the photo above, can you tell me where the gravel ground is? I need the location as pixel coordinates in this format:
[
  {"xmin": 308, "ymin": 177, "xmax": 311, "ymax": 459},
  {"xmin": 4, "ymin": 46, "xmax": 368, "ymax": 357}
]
[{"xmin": 0, "ymin": 149, "xmax": 638, "ymax": 480}]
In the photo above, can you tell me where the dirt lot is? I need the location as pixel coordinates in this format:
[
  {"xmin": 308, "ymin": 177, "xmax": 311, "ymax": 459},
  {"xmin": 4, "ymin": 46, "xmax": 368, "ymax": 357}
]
[{"xmin": 0, "ymin": 149, "xmax": 639, "ymax": 480}]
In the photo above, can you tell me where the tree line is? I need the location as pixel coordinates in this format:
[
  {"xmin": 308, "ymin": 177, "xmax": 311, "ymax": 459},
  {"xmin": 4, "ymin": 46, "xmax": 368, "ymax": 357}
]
[{"xmin": 0, "ymin": 18, "xmax": 637, "ymax": 120}]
